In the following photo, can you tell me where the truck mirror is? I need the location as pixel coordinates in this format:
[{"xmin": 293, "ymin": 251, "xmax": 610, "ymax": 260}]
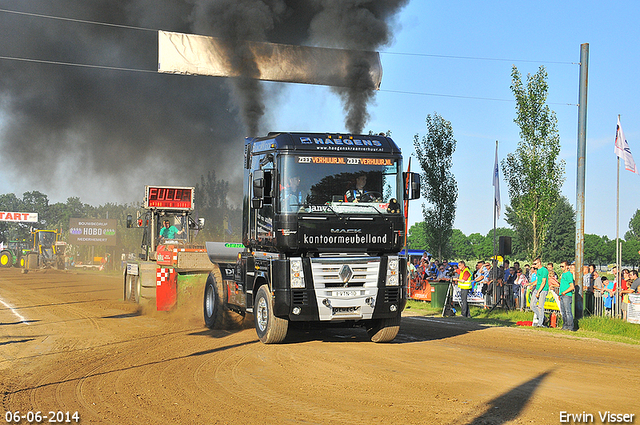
[
  {"xmin": 198, "ymin": 218, "xmax": 205, "ymax": 229},
  {"xmin": 126, "ymin": 214, "xmax": 133, "ymax": 228},
  {"xmin": 253, "ymin": 170, "xmax": 265, "ymax": 198},
  {"xmin": 252, "ymin": 169, "xmax": 272, "ymax": 205},
  {"xmin": 403, "ymin": 172, "xmax": 421, "ymax": 200}
]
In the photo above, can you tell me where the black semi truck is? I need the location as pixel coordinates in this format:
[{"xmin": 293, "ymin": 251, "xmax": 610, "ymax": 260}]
[{"xmin": 204, "ymin": 132, "xmax": 420, "ymax": 343}]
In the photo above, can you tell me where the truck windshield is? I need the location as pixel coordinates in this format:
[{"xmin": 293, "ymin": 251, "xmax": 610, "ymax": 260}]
[
  {"xmin": 37, "ymin": 231, "xmax": 56, "ymax": 248},
  {"xmin": 279, "ymin": 154, "xmax": 402, "ymax": 214}
]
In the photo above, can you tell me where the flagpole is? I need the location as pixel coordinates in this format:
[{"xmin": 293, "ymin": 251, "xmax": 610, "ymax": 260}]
[
  {"xmin": 493, "ymin": 140, "xmax": 498, "ymax": 307},
  {"xmin": 616, "ymin": 114, "xmax": 621, "ymax": 318}
]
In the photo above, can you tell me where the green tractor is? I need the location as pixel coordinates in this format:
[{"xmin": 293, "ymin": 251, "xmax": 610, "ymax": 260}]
[{"xmin": 0, "ymin": 239, "xmax": 30, "ymax": 268}]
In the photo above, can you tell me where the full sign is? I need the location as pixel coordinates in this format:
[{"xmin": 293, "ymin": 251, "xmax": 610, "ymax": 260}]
[
  {"xmin": 144, "ymin": 186, "xmax": 194, "ymax": 210},
  {"xmin": 0, "ymin": 211, "xmax": 38, "ymax": 223},
  {"xmin": 69, "ymin": 218, "xmax": 117, "ymax": 246}
]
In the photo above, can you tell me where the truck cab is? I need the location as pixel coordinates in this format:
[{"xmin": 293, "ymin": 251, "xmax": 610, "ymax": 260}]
[{"xmin": 204, "ymin": 132, "xmax": 420, "ymax": 343}]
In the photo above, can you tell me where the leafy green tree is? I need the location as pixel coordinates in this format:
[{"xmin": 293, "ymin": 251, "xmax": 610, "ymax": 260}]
[
  {"xmin": 195, "ymin": 171, "xmax": 241, "ymax": 242},
  {"xmin": 622, "ymin": 237, "xmax": 640, "ymax": 269},
  {"xmin": 603, "ymin": 237, "xmax": 616, "ymax": 266},
  {"xmin": 627, "ymin": 209, "xmax": 640, "ymax": 241},
  {"xmin": 413, "ymin": 113, "xmax": 458, "ymax": 261},
  {"xmin": 407, "ymin": 222, "xmax": 427, "ymax": 250},
  {"xmin": 501, "ymin": 65, "xmax": 565, "ymax": 260},
  {"xmin": 467, "ymin": 233, "xmax": 486, "ymax": 260},
  {"xmin": 543, "ymin": 196, "xmax": 576, "ymax": 263},
  {"xmin": 584, "ymin": 234, "xmax": 605, "ymax": 265},
  {"xmin": 450, "ymin": 228, "xmax": 472, "ymax": 260}
]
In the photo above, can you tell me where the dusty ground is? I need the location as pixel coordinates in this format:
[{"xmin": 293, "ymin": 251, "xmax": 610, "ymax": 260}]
[{"xmin": 1, "ymin": 268, "xmax": 638, "ymax": 425}]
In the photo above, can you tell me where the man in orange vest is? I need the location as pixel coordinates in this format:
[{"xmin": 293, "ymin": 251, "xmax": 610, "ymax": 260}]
[{"xmin": 454, "ymin": 260, "xmax": 473, "ymax": 318}]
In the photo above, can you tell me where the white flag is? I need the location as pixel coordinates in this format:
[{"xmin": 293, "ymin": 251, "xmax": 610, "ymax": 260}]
[
  {"xmin": 614, "ymin": 117, "xmax": 639, "ymax": 174},
  {"xmin": 493, "ymin": 142, "xmax": 501, "ymax": 218}
]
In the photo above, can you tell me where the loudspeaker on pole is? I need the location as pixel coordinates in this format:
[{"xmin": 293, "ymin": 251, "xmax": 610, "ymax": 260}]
[{"xmin": 499, "ymin": 236, "xmax": 512, "ymax": 256}]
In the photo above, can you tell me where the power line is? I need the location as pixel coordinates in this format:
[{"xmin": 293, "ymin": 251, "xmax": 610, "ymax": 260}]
[
  {"xmin": 0, "ymin": 7, "xmax": 156, "ymax": 32},
  {"xmin": 0, "ymin": 55, "xmax": 156, "ymax": 74},
  {"xmin": 0, "ymin": 54, "xmax": 577, "ymax": 106},
  {"xmin": 0, "ymin": 7, "xmax": 579, "ymax": 106},
  {"xmin": 379, "ymin": 88, "xmax": 577, "ymax": 107},
  {"xmin": 379, "ymin": 50, "xmax": 578, "ymax": 66},
  {"xmin": 0, "ymin": 7, "xmax": 578, "ymax": 66}
]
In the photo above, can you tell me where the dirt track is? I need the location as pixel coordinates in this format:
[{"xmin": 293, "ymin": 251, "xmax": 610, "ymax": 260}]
[{"xmin": 1, "ymin": 268, "xmax": 638, "ymax": 425}]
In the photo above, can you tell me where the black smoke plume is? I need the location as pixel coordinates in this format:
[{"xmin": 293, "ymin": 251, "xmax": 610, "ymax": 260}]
[{"xmin": 0, "ymin": 0, "xmax": 408, "ymax": 205}]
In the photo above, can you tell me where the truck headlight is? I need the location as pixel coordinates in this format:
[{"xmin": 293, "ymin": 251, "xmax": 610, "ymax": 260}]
[
  {"xmin": 386, "ymin": 256, "xmax": 399, "ymax": 286},
  {"xmin": 290, "ymin": 258, "xmax": 305, "ymax": 288}
]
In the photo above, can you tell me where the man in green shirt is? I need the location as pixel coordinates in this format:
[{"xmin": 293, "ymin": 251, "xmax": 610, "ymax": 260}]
[
  {"xmin": 532, "ymin": 257, "xmax": 549, "ymax": 327},
  {"xmin": 159, "ymin": 219, "xmax": 184, "ymax": 241},
  {"xmin": 558, "ymin": 261, "xmax": 575, "ymax": 331}
]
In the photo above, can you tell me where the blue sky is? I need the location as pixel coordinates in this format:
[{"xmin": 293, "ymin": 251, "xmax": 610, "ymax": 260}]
[
  {"xmin": 1, "ymin": 0, "xmax": 639, "ymax": 240},
  {"xmin": 275, "ymin": 0, "xmax": 640, "ymax": 239}
]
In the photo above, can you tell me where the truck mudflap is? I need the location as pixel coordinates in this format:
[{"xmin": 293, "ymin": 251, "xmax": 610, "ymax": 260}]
[{"xmin": 205, "ymin": 242, "xmax": 245, "ymax": 263}]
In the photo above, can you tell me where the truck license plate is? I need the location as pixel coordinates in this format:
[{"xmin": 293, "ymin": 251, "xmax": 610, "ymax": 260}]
[
  {"xmin": 332, "ymin": 306, "xmax": 361, "ymax": 315},
  {"xmin": 335, "ymin": 290, "xmax": 357, "ymax": 297}
]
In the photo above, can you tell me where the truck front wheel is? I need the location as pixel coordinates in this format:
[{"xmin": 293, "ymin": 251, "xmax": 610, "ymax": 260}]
[
  {"xmin": 254, "ymin": 285, "xmax": 288, "ymax": 344},
  {"xmin": 366, "ymin": 313, "xmax": 401, "ymax": 343}
]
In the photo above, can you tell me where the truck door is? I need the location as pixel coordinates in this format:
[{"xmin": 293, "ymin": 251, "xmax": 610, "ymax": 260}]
[{"xmin": 249, "ymin": 154, "xmax": 275, "ymax": 248}]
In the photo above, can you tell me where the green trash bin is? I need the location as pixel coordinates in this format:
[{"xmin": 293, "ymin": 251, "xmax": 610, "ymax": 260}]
[{"xmin": 430, "ymin": 280, "xmax": 450, "ymax": 309}]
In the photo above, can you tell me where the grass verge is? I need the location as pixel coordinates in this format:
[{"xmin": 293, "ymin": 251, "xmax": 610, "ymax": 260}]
[{"xmin": 404, "ymin": 299, "xmax": 640, "ymax": 345}]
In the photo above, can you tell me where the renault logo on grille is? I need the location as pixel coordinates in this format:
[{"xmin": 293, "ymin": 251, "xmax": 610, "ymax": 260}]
[{"xmin": 339, "ymin": 265, "xmax": 353, "ymax": 285}]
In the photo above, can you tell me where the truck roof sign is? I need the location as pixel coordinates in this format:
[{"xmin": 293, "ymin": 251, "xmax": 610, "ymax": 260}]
[
  {"xmin": 144, "ymin": 186, "xmax": 194, "ymax": 210},
  {"xmin": 248, "ymin": 132, "xmax": 401, "ymax": 154}
]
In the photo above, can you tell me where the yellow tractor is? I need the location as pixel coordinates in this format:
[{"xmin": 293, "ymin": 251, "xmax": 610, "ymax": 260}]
[{"xmin": 25, "ymin": 230, "xmax": 66, "ymax": 270}]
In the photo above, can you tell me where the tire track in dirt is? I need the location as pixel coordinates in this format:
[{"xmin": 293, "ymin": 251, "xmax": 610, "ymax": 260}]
[{"xmin": 3, "ymin": 268, "xmax": 640, "ymax": 424}]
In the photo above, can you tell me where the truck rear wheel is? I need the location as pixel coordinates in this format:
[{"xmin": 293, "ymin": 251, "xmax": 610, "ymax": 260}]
[
  {"xmin": 366, "ymin": 313, "xmax": 401, "ymax": 343},
  {"xmin": 254, "ymin": 284, "xmax": 288, "ymax": 344},
  {"xmin": 203, "ymin": 269, "xmax": 244, "ymax": 329},
  {"xmin": 0, "ymin": 251, "xmax": 12, "ymax": 268}
]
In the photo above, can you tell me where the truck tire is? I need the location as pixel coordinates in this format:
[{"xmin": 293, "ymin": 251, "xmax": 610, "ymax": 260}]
[
  {"xmin": 366, "ymin": 313, "xmax": 401, "ymax": 343},
  {"xmin": 0, "ymin": 251, "xmax": 12, "ymax": 268},
  {"xmin": 204, "ymin": 270, "xmax": 226, "ymax": 329},
  {"xmin": 16, "ymin": 255, "xmax": 26, "ymax": 268},
  {"xmin": 254, "ymin": 284, "xmax": 288, "ymax": 344},
  {"xmin": 203, "ymin": 268, "xmax": 245, "ymax": 330}
]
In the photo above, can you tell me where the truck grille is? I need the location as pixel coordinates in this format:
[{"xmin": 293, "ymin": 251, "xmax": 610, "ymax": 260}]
[
  {"xmin": 292, "ymin": 290, "xmax": 308, "ymax": 305},
  {"xmin": 384, "ymin": 287, "xmax": 401, "ymax": 303},
  {"xmin": 310, "ymin": 257, "xmax": 380, "ymax": 288}
]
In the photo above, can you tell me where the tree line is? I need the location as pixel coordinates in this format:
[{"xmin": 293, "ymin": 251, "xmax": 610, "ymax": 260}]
[{"xmin": 0, "ymin": 172, "xmax": 241, "ymax": 262}]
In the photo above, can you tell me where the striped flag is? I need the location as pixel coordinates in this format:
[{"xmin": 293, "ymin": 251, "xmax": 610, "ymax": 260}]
[
  {"xmin": 615, "ymin": 117, "xmax": 639, "ymax": 174},
  {"xmin": 493, "ymin": 142, "xmax": 501, "ymax": 218}
]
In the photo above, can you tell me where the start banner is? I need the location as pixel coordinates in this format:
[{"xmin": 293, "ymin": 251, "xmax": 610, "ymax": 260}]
[{"xmin": 0, "ymin": 211, "xmax": 38, "ymax": 222}]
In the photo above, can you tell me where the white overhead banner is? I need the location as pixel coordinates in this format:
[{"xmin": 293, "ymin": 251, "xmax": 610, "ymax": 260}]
[
  {"xmin": 0, "ymin": 211, "xmax": 38, "ymax": 223},
  {"xmin": 157, "ymin": 30, "xmax": 383, "ymax": 89}
]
